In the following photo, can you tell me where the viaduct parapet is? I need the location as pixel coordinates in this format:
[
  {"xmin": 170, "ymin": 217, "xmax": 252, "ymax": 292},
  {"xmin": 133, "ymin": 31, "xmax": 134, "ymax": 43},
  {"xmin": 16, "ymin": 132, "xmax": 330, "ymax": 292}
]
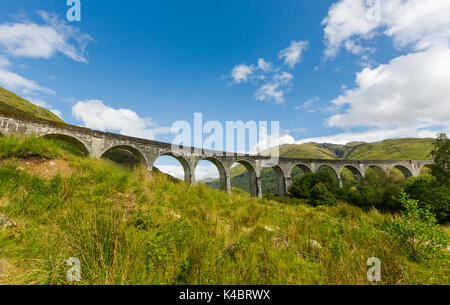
[{"xmin": 0, "ymin": 113, "xmax": 433, "ymax": 198}]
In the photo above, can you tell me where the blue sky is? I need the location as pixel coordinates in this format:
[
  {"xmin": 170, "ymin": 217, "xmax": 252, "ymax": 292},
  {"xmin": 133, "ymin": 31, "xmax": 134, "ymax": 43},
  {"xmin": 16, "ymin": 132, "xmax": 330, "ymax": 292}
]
[{"xmin": 0, "ymin": 0, "xmax": 449, "ymax": 179}]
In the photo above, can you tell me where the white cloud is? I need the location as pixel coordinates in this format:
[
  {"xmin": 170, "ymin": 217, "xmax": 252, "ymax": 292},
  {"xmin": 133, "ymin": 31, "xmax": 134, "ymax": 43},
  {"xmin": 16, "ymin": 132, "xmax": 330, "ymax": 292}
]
[
  {"xmin": 155, "ymin": 165, "xmax": 185, "ymax": 180},
  {"xmin": 322, "ymin": 0, "xmax": 450, "ymax": 58},
  {"xmin": 254, "ymin": 72, "xmax": 293, "ymax": 104},
  {"xmin": 327, "ymin": 46, "xmax": 450, "ymax": 131},
  {"xmin": 295, "ymin": 126, "xmax": 444, "ymax": 145},
  {"xmin": 295, "ymin": 96, "xmax": 320, "ymax": 112},
  {"xmin": 0, "ymin": 11, "xmax": 92, "ymax": 63},
  {"xmin": 253, "ymin": 125, "xmax": 296, "ymax": 153},
  {"xmin": 72, "ymin": 100, "xmax": 171, "ymax": 140},
  {"xmin": 230, "ymin": 41, "xmax": 309, "ymax": 104},
  {"xmin": 231, "ymin": 64, "xmax": 254, "ymax": 83},
  {"xmin": 316, "ymin": 0, "xmax": 450, "ymax": 145},
  {"xmin": 195, "ymin": 164, "xmax": 220, "ymax": 181},
  {"xmin": 279, "ymin": 40, "xmax": 309, "ymax": 68},
  {"xmin": 0, "ymin": 69, "xmax": 55, "ymax": 96},
  {"xmin": 0, "ymin": 56, "xmax": 11, "ymax": 68},
  {"xmin": 257, "ymin": 58, "xmax": 272, "ymax": 71}
]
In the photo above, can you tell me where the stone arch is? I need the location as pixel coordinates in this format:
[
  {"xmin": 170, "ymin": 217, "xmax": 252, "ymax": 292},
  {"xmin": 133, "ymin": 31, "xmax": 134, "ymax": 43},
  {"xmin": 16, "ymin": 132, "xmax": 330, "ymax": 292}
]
[
  {"xmin": 41, "ymin": 133, "xmax": 90, "ymax": 156},
  {"xmin": 194, "ymin": 157, "xmax": 227, "ymax": 191},
  {"xmin": 100, "ymin": 145, "xmax": 148, "ymax": 169},
  {"xmin": 390, "ymin": 164, "xmax": 413, "ymax": 179},
  {"xmin": 289, "ymin": 163, "xmax": 312, "ymax": 184},
  {"xmin": 317, "ymin": 164, "xmax": 339, "ymax": 179},
  {"xmin": 261, "ymin": 164, "xmax": 286, "ymax": 197},
  {"xmin": 341, "ymin": 165, "xmax": 362, "ymax": 179},
  {"xmin": 290, "ymin": 163, "xmax": 312, "ymax": 176},
  {"xmin": 154, "ymin": 152, "xmax": 193, "ymax": 184},
  {"xmin": 362, "ymin": 165, "xmax": 386, "ymax": 177},
  {"xmin": 418, "ymin": 163, "xmax": 433, "ymax": 176},
  {"xmin": 232, "ymin": 159, "xmax": 259, "ymax": 197}
]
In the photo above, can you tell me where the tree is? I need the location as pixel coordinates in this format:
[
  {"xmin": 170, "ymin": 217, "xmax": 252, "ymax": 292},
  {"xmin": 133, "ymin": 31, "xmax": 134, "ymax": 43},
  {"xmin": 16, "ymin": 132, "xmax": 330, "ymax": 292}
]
[{"xmin": 431, "ymin": 133, "xmax": 450, "ymax": 186}]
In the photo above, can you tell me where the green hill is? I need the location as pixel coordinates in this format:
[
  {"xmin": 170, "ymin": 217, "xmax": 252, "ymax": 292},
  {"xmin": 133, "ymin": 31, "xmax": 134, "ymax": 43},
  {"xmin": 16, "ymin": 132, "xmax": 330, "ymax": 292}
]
[
  {"xmin": 0, "ymin": 135, "xmax": 448, "ymax": 285},
  {"xmin": 0, "ymin": 86, "xmax": 64, "ymax": 123},
  {"xmin": 208, "ymin": 138, "xmax": 434, "ymax": 194}
]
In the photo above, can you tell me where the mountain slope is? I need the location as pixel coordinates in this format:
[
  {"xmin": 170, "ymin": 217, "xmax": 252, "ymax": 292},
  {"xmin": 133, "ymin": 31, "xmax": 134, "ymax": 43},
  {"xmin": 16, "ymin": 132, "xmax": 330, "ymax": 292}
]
[{"xmin": 0, "ymin": 87, "xmax": 64, "ymax": 123}]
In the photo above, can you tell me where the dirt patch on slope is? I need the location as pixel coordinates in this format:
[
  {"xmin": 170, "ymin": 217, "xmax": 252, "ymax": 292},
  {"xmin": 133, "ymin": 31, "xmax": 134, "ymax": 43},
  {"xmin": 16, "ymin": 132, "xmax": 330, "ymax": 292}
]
[{"xmin": 16, "ymin": 158, "xmax": 73, "ymax": 178}]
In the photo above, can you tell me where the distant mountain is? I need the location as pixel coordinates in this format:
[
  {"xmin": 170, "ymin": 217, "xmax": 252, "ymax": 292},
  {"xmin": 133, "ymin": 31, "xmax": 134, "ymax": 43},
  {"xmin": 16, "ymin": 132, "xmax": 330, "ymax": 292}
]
[
  {"xmin": 0, "ymin": 86, "xmax": 64, "ymax": 123},
  {"xmin": 207, "ymin": 138, "xmax": 435, "ymax": 193}
]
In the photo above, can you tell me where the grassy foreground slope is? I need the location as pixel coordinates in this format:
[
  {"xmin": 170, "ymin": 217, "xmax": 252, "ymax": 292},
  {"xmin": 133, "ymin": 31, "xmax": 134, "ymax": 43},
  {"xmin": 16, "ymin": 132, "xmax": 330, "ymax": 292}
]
[
  {"xmin": 0, "ymin": 87, "xmax": 64, "ymax": 123},
  {"xmin": 0, "ymin": 136, "xmax": 448, "ymax": 285},
  {"xmin": 209, "ymin": 138, "xmax": 434, "ymax": 193}
]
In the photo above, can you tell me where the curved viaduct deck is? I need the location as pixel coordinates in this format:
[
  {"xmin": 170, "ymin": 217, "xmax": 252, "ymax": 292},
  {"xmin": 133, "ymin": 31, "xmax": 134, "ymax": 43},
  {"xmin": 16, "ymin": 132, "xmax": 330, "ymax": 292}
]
[{"xmin": 0, "ymin": 113, "xmax": 433, "ymax": 198}]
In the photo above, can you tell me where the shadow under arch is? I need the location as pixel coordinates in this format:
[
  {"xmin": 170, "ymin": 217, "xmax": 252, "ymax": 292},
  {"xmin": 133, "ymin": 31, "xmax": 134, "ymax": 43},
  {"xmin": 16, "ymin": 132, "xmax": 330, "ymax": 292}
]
[
  {"xmin": 42, "ymin": 134, "xmax": 90, "ymax": 157},
  {"xmin": 233, "ymin": 159, "xmax": 259, "ymax": 197},
  {"xmin": 341, "ymin": 165, "xmax": 362, "ymax": 186},
  {"xmin": 101, "ymin": 145, "xmax": 148, "ymax": 168},
  {"xmin": 195, "ymin": 157, "xmax": 227, "ymax": 191},
  {"xmin": 390, "ymin": 164, "xmax": 413, "ymax": 179},
  {"xmin": 418, "ymin": 163, "xmax": 433, "ymax": 176},
  {"xmin": 290, "ymin": 163, "xmax": 312, "ymax": 182}
]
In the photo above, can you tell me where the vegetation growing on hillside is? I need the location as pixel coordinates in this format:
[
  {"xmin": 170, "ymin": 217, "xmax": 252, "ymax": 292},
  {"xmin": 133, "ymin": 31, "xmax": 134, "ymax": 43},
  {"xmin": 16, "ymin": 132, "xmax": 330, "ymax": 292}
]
[
  {"xmin": 0, "ymin": 135, "xmax": 448, "ymax": 285},
  {"xmin": 0, "ymin": 87, "xmax": 64, "ymax": 123},
  {"xmin": 287, "ymin": 134, "xmax": 449, "ymax": 225}
]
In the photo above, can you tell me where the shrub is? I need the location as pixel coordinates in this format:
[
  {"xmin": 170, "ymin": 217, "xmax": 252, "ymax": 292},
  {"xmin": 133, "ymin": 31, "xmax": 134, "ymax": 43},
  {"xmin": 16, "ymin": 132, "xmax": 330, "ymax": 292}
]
[
  {"xmin": 310, "ymin": 183, "xmax": 337, "ymax": 206},
  {"xmin": 386, "ymin": 192, "xmax": 448, "ymax": 259},
  {"xmin": 405, "ymin": 175, "xmax": 450, "ymax": 224},
  {"xmin": 289, "ymin": 173, "xmax": 320, "ymax": 199}
]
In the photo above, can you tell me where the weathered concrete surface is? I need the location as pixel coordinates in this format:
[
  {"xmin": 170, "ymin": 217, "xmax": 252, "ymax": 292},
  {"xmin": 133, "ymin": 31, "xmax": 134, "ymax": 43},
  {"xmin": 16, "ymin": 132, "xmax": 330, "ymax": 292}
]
[{"xmin": 0, "ymin": 113, "xmax": 433, "ymax": 198}]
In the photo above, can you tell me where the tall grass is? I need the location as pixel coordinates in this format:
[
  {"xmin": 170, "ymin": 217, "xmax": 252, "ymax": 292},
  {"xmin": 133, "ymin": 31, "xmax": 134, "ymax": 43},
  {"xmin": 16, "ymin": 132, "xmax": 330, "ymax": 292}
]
[{"xmin": 0, "ymin": 136, "xmax": 448, "ymax": 285}]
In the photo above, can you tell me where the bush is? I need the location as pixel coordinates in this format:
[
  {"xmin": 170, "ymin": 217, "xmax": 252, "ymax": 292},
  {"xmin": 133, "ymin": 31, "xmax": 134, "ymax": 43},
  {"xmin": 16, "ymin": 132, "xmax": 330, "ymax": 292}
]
[
  {"xmin": 386, "ymin": 192, "xmax": 448, "ymax": 259},
  {"xmin": 310, "ymin": 183, "xmax": 336, "ymax": 206},
  {"xmin": 289, "ymin": 173, "xmax": 320, "ymax": 199},
  {"xmin": 405, "ymin": 175, "xmax": 450, "ymax": 224}
]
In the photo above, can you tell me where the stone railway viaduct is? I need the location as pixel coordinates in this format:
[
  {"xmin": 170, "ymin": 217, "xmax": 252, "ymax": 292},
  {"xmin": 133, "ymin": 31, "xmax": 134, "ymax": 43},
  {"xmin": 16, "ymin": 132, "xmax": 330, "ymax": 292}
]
[{"xmin": 0, "ymin": 113, "xmax": 433, "ymax": 198}]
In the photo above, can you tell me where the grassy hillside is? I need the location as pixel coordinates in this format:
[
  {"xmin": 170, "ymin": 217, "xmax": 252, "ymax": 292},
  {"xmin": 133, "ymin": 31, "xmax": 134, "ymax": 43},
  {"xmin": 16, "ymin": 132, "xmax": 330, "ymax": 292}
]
[
  {"xmin": 0, "ymin": 135, "xmax": 448, "ymax": 285},
  {"xmin": 208, "ymin": 138, "xmax": 434, "ymax": 194},
  {"xmin": 0, "ymin": 87, "xmax": 64, "ymax": 123}
]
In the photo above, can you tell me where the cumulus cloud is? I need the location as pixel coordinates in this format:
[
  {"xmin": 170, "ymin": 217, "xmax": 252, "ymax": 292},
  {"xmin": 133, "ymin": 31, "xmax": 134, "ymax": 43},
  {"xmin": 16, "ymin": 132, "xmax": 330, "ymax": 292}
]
[
  {"xmin": 295, "ymin": 96, "xmax": 320, "ymax": 112},
  {"xmin": 319, "ymin": 0, "xmax": 450, "ymax": 142},
  {"xmin": 327, "ymin": 47, "xmax": 450, "ymax": 130},
  {"xmin": 0, "ymin": 10, "xmax": 93, "ymax": 63},
  {"xmin": 0, "ymin": 69, "xmax": 55, "ymax": 96},
  {"xmin": 254, "ymin": 72, "xmax": 293, "ymax": 104},
  {"xmin": 229, "ymin": 41, "xmax": 309, "ymax": 104},
  {"xmin": 279, "ymin": 40, "xmax": 309, "ymax": 68},
  {"xmin": 72, "ymin": 100, "xmax": 172, "ymax": 140},
  {"xmin": 195, "ymin": 164, "xmax": 220, "ymax": 181},
  {"xmin": 155, "ymin": 165, "xmax": 185, "ymax": 180},
  {"xmin": 231, "ymin": 64, "xmax": 254, "ymax": 84},
  {"xmin": 295, "ymin": 126, "xmax": 444, "ymax": 145},
  {"xmin": 322, "ymin": 0, "xmax": 450, "ymax": 58}
]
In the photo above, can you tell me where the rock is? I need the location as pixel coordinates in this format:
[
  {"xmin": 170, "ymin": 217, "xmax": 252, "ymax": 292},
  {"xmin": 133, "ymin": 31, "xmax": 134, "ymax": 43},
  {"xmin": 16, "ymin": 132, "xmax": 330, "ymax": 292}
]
[
  {"xmin": 0, "ymin": 214, "xmax": 17, "ymax": 231},
  {"xmin": 49, "ymin": 161, "xmax": 56, "ymax": 167},
  {"xmin": 169, "ymin": 210, "xmax": 181, "ymax": 219},
  {"xmin": 264, "ymin": 225, "xmax": 276, "ymax": 232},
  {"xmin": 309, "ymin": 239, "xmax": 322, "ymax": 249}
]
